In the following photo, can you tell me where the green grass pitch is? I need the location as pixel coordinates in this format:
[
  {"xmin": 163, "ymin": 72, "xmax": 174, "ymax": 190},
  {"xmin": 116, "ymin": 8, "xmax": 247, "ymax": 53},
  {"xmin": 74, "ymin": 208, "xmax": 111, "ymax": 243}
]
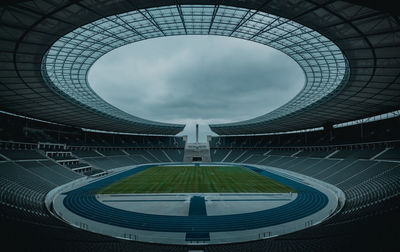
[{"xmin": 97, "ymin": 165, "xmax": 295, "ymax": 194}]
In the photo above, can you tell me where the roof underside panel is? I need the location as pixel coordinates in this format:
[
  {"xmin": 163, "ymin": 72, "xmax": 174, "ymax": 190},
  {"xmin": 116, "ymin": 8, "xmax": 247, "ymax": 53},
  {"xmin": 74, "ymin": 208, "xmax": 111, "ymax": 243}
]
[
  {"xmin": 210, "ymin": 0, "xmax": 400, "ymax": 134},
  {"xmin": 0, "ymin": 0, "xmax": 399, "ymax": 135}
]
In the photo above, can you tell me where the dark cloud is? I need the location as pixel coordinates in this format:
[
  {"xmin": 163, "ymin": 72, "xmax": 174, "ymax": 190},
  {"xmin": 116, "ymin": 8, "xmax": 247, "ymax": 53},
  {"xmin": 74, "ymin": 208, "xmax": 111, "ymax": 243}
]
[{"xmin": 88, "ymin": 36, "xmax": 304, "ymax": 141}]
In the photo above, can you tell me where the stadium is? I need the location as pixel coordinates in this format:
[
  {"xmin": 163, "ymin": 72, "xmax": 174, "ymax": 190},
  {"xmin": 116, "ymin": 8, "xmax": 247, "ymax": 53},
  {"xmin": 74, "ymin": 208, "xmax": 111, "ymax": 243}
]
[{"xmin": 0, "ymin": 0, "xmax": 399, "ymax": 251}]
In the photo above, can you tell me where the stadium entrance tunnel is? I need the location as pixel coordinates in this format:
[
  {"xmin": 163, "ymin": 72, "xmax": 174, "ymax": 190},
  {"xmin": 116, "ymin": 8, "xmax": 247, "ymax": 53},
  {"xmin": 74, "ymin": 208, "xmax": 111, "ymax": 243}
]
[{"xmin": 48, "ymin": 163, "xmax": 345, "ymax": 245}]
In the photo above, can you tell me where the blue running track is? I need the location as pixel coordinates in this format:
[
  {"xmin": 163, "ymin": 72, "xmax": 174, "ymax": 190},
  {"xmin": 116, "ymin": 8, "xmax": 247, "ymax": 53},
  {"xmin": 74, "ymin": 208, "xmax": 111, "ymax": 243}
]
[{"xmin": 63, "ymin": 164, "xmax": 328, "ymax": 233}]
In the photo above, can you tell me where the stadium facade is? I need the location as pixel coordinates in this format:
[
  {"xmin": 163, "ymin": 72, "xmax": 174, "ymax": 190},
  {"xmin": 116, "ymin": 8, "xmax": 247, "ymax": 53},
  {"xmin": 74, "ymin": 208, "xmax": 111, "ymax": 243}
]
[{"xmin": 0, "ymin": 0, "xmax": 399, "ymax": 251}]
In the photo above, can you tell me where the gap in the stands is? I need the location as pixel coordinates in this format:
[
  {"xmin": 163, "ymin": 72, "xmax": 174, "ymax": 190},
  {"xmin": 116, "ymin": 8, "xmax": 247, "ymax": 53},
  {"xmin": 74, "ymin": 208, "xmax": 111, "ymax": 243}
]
[{"xmin": 88, "ymin": 36, "xmax": 305, "ymax": 142}]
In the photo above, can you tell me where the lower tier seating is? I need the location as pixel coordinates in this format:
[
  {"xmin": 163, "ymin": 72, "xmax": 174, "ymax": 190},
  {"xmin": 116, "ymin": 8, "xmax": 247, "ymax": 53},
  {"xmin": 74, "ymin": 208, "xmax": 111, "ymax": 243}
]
[
  {"xmin": 214, "ymin": 149, "xmax": 400, "ymax": 227},
  {"xmin": 0, "ymin": 147, "xmax": 399, "ymax": 251}
]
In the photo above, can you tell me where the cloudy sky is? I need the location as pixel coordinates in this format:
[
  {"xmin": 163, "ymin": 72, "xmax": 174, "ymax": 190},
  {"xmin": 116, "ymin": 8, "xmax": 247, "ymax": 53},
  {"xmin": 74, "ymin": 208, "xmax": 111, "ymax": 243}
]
[{"xmin": 88, "ymin": 36, "xmax": 304, "ymax": 142}]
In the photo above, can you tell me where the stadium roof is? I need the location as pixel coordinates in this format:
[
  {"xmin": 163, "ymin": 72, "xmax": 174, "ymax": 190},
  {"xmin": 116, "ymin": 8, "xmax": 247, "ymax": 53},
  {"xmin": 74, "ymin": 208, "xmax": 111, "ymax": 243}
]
[
  {"xmin": 0, "ymin": 0, "xmax": 399, "ymax": 135},
  {"xmin": 210, "ymin": 0, "xmax": 400, "ymax": 134}
]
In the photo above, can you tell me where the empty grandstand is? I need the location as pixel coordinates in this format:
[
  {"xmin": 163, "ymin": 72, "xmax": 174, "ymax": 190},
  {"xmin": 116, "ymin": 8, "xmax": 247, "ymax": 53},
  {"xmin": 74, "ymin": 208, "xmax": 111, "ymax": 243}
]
[{"xmin": 1, "ymin": 0, "xmax": 399, "ymax": 251}]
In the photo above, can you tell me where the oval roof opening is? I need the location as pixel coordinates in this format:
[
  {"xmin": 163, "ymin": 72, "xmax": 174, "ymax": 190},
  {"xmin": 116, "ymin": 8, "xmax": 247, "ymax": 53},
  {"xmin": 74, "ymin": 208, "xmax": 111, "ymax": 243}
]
[{"xmin": 88, "ymin": 36, "xmax": 305, "ymax": 141}]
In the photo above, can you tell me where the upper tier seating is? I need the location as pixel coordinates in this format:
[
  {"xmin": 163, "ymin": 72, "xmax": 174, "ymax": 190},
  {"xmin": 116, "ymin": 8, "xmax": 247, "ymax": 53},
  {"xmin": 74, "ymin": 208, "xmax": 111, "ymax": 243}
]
[
  {"xmin": 330, "ymin": 149, "xmax": 384, "ymax": 159},
  {"xmin": 125, "ymin": 149, "xmax": 159, "ymax": 162},
  {"xmin": 210, "ymin": 149, "xmax": 231, "ymax": 162},
  {"xmin": 0, "ymin": 150, "xmax": 46, "ymax": 160},
  {"xmin": 163, "ymin": 149, "xmax": 184, "ymax": 162},
  {"xmin": 97, "ymin": 150, "xmax": 126, "ymax": 156},
  {"xmin": 223, "ymin": 149, "xmax": 245, "ymax": 162},
  {"xmin": 72, "ymin": 150, "xmax": 102, "ymax": 158},
  {"xmin": 376, "ymin": 148, "xmax": 400, "ymax": 161},
  {"xmin": 295, "ymin": 150, "xmax": 335, "ymax": 158}
]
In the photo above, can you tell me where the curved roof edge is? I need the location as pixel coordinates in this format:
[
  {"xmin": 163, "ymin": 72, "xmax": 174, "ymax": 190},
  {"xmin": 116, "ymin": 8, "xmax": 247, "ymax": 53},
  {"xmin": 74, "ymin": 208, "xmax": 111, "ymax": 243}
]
[
  {"xmin": 1, "ymin": 0, "xmax": 399, "ymax": 136},
  {"xmin": 42, "ymin": 4, "xmax": 347, "ymax": 136},
  {"xmin": 209, "ymin": 0, "xmax": 400, "ymax": 135}
]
